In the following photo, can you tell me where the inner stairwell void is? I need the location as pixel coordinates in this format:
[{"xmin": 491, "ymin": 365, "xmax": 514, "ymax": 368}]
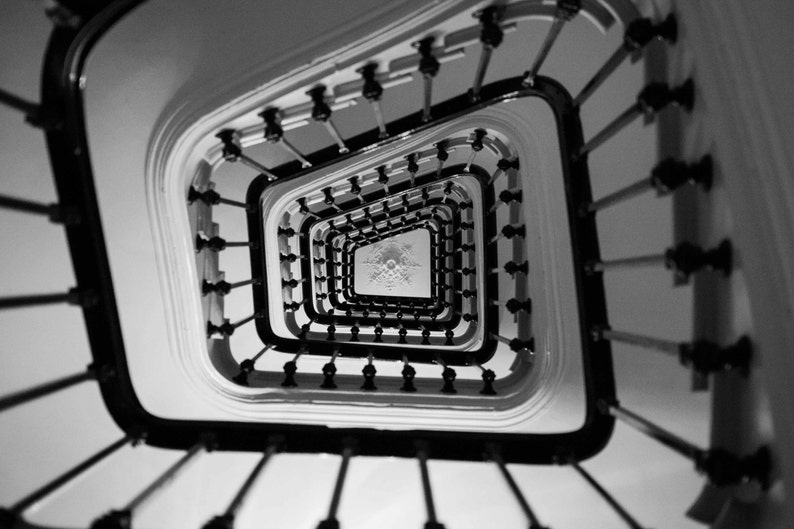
[{"xmin": 1, "ymin": 1, "xmax": 793, "ymax": 528}]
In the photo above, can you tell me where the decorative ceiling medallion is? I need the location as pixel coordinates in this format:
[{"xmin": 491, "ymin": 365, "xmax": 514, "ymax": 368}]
[{"xmin": 356, "ymin": 230, "xmax": 429, "ymax": 297}]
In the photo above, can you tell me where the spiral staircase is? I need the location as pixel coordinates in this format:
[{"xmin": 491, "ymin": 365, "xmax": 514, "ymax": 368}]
[{"xmin": 1, "ymin": 1, "xmax": 792, "ymax": 528}]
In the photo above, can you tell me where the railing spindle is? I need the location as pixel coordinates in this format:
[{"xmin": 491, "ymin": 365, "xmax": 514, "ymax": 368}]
[
  {"xmin": 0, "ymin": 87, "xmax": 43, "ymax": 125},
  {"xmin": 489, "ymin": 224, "xmax": 525, "ymax": 244},
  {"xmin": 578, "ymin": 80, "xmax": 694, "ymax": 158},
  {"xmin": 570, "ymin": 461, "xmax": 646, "ymax": 529},
  {"xmin": 0, "ymin": 194, "xmax": 79, "ymax": 223},
  {"xmin": 592, "ymin": 327, "xmax": 752, "ymax": 376},
  {"xmin": 90, "ymin": 440, "xmax": 210, "ymax": 529},
  {"xmin": 0, "ymin": 365, "xmax": 98, "ymax": 413},
  {"xmin": 316, "ymin": 442, "xmax": 355, "ymax": 529},
  {"xmin": 580, "ymin": 156, "xmax": 712, "ymax": 215},
  {"xmin": 0, "ymin": 287, "xmax": 96, "ymax": 311},
  {"xmin": 574, "ymin": 15, "xmax": 677, "ymax": 107},
  {"xmin": 469, "ymin": 6, "xmax": 503, "ymax": 102},
  {"xmin": 215, "ymin": 129, "xmax": 278, "ymax": 180},
  {"xmin": 8, "ymin": 435, "xmax": 133, "ymax": 516},
  {"xmin": 232, "ymin": 345, "xmax": 271, "ymax": 386},
  {"xmin": 523, "ymin": 0, "xmax": 581, "ymax": 86},
  {"xmin": 491, "ymin": 334, "xmax": 534, "ymax": 353},
  {"xmin": 488, "ymin": 188, "xmax": 522, "ymax": 214},
  {"xmin": 489, "ymin": 448, "xmax": 547, "ymax": 528},
  {"xmin": 207, "ymin": 312, "xmax": 264, "ymax": 338},
  {"xmin": 188, "ymin": 187, "xmax": 250, "ymax": 210},
  {"xmin": 359, "ymin": 63, "xmax": 388, "ymax": 139},
  {"xmin": 464, "ymin": 128, "xmax": 487, "ymax": 171},
  {"xmin": 473, "ymin": 362, "xmax": 497, "ymax": 395},
  {"xmin": 416, "ymin": 442, "xmax": 446, "ymax": 529},
  {"xmin": 435, "ymin": 141, "xmax": 449, "ymax": 179},
  {"xmin": 490, "ymin": 260, "xmax": 529, "ymax": 276},
  {"xmin": 401, "ymin": 356, "xmax": 417, "ymax": 392},
  {"xmin": 320, "ymin": 347, "xmax": 341, "ymax": 389},
  {"xmin": 260, "ymin": 107, "xmax": 312, "ymax": 168},
  {"xmin": 195, "ymin": 235, "xmax": 257, "ymax": 252},
  {"xmin": 202, "ymin": 442, "xmax": 279, "ymax": 529},
  {"xmin": 487, "ymin": 158, "xmax": 519, "ymax": 187},
  {"xmin": 361, "ymin": 351, "xmax": 377, "ymax": 390},
  {"xmin": 282, "ymin": 348, "xmax": 304, "ymax": 387},
  {"xmin": 585, "ymin": 240, "xmax": 732, "ymax": 279},
  {"xmin": 415, "ymin": 37, "xmax": 440, "ymax": 122},
  {"xmin": 307, "ymin": 85, "xmax": 349, "ymax": 154},
  {"xmin": 202, "ymin": 277, "xmax": 261, "ymax": 296},
  {"xmin": 603, "ymin": 401, "xmax": 772, "ymax": 488}
]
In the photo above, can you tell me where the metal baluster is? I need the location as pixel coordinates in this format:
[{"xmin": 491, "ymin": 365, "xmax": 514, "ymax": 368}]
[
  {"xmin": 260, "ymin": 107, "xmax": 312, "ymax": 168},
  {"xmin": 585, "ymin": 240, "xmax": 732, "ymax": 280},
  {"xmin": 592, "ymin": 326, "xmax": 752, "ymax": 376},
  {"xmin": 487, "ymin": 158, "xmax": 520, "ymax": 187},
  {"xmin": 316, "ymin": 442, "xmax": 355, "ymax": 529},
  {"xmin": 281, "ymin": 277, "xmax": 309, "ymax": 288},
  {"xmin": 574, "ymin": 14, "xmax": 677, "ymax": 107},
  {"xmin": 489, "ymin": 224, "xmax": 525, "ymax": 244},
  {"xmin": 469, "ymin": 6, "xmax": 504, "ymax": 102},
  {"xmin": 7, "ymin": 436, "xmax": 134, "ymax": 518},
  {"xmin": 307, "ymin": 85, "xmax": 349, "ymax": 154},
  {"xmin": 580, "ymin": 156, "xmax": 712, "ymax": 215},
  {"xmin": 490, "ymin": 260, "xmax": 529, "ymax": 276},
  {"xmin": 298, "ymin": 319, "xmax": 316, "ymax": 340},
  {"xmin": 488, "ymin": 188, "xmax": 522, "ymax": 214},
  {"xmin": 284, "ymin": 299, "xmax": 309, "ymax": 311},
  {"xmin": 405, "ymin": 153, "xmax": 420, "ymax": 187},
  {"xmin": 473, "ymin": 362, "xmax": 497, "ymax": 395},
  {"xmin": 414, "ymin": 36, "xmax": 440, "ymax": 122},
  {"xmin": 0, "ymin": 364, "xmax": 100, "ymax": 414},
  {"xmin": 0, "ymin": 89, "xmax": 41, "ymax": 119},
  {"xmin": 462, "ymin": 313, "xmax": 478, "ymax": 323},
  {"xmin": 348, "ymin": 176, "xmax": 365, "ymax": 204},
  {"xmin": 202, "ymin": 277, "xmax": 261, "ymax": 297},
  {"xmin": 376, "ymin": 166, "xmax": 390, "ymax": 194},
  {"xmin": 0, "ymin": 194, "xmax": 79, "ymax": 224},
  {"xmin": 465, "ymin": 128, "xmax": 487, "ymax": 171},
  {"xmin": 232, "ymin": 346, "xmax": 271, "ymax": 386},
  {"xmin": 602, "ymin": 401, "xmax": 772, "ymax": 489},
  {"xmin": 207, "ymin": 311, "xmax": 264, "ymax": 338},
  {"xmin": 491, "ymin": 297, "xmax": 533, "ymax": 315},
  {"xmin": 361, "ymin": 351, "xmax": 377, "ymax": 390},
  {"xmin": 435, "ymin": 141, "xmax": 449, "ymax": 179},
  {"xmin": 215, "ymin": 129, "xmax": 278, "ymax": 181},
  {"xmin": 358, "ymin": 63, "xmax": 388, "ymax": 139},
  {"xmin": 436, "ymin": 357, "xmax": 457, "ymax": 394},
  {"xmin": 570, "ymin": 460, "xmax": 646, "ymax": 529},
  {"xmin": 401, "ymin": 356, "xmax": 417, "ymax": 392},
  {"xmin": 90, "ymin": 440, "xmax": 210, "ymax": 529},
  {"xmin": 491, "ymin": 334, "xmax": 535, "ymax": 353},
  {"xmin": 188, "ymin": 187, "xmax": 250, "ymax": 210},
  {"xmin": 523, "ymin": 0, "xmax": 582, "ymax": 86},
  {"xmin": 282, "ymin": 348, "xmax": 304, "ymax": 387},
  {"xmin": 489, "ymin": 448, "xmax": 547, "ymax": 528},
  {"xmin": 195, "ymin": 235, "xmax": 257, "ymax": 252},
  {"xmin": 320, "ymin": 347, "xmax": 341, "ymax": 389},
  {"xmin": 280, "ymin": 253, "xmax": 307, "ymax": 264},
  {"xmin": 0, "ymin": 287, "xmax": 96, "ymax": 311},
  {"xmin": 578, "ymin": 79, "xmax": 694, "ymax": 158},
  {"xmin": 202, "ymin": 442, "xmax": 279, "ymax": 529},
  {"xmin": 321, "ymin": 186, "xmax": 343, "ymax": 213},
  {"xmin": 297, "ymin": 198, "xmax": 320, "ymax": 219},
  {"xmin": 416, "ymin": 442, "xmax": 447, "ymax": 529}
]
